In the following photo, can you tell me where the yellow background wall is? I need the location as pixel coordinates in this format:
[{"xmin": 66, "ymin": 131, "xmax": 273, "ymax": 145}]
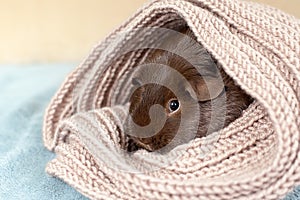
[{"xmin": 0, "ymin": 0, "xmax": 299, "ymax": 64}]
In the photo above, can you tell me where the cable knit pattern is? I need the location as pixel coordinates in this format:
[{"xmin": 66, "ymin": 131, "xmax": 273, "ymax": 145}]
[{"xmin": 43, "ymin": 0, "xmax": 300, "ymax": 199}]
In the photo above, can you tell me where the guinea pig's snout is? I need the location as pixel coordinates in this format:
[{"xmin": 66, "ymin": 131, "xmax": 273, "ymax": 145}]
[{"xmin": 126, "ymin": 103, "xmax": 167, "ymax": 139}]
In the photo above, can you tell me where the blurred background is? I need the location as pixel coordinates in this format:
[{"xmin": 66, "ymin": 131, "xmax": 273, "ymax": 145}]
[{"xmin": 0, "ymin": 0, "xmax": 299, "ymax": 64}]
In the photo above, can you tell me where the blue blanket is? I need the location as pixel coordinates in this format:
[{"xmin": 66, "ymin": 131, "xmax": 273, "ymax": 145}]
[
  {"xmin": 0, "ymin": 64, "xmax": 87, "ymax": 200},
  {"xmin": 0, "ymin": 64, "xmax": 299, "ymax": 200}
]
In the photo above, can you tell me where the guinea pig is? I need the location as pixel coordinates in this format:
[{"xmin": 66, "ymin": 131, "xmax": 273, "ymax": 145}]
[{"xmin": 126, "ymin": 27, "xmax": 253, "ymax": 152}]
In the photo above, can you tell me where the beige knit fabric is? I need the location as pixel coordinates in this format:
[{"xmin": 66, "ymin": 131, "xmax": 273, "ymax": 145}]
[{"xmin": 43, "ymin": 0, "xmax": 300, "ymax": 199}]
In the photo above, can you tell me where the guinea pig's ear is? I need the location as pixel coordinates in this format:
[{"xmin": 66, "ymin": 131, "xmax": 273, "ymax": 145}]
[{"xmin": 186, "ymin": 75, "xmax": 224, "ymax": 102}]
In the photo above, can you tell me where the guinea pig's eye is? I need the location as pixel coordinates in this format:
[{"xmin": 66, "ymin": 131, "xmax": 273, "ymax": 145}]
[{"xmin": 168, "ymin": 99, "xmax": 180, "ymax": 113}]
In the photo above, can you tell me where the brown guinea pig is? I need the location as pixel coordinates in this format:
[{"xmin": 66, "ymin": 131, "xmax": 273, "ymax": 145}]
[{"xmin": 126, "ymin": 27, "xmax": 253, "ymax": 152}]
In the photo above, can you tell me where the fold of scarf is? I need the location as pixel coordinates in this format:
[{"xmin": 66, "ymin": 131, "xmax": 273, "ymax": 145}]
[{"xmin": 43, "ymin": 0, "xmax": 300, "ymax": 199}]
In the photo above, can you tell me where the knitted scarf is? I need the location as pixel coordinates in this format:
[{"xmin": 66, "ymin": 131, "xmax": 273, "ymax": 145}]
[{"xmin": 43, "ymin": 0, "xmax": 300, "ymax": 199}]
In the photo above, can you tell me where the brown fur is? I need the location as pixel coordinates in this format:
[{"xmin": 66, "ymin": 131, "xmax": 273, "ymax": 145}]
[{"xmin": 126, "ymin": 27, "xmax": 253, "ymax": 152}]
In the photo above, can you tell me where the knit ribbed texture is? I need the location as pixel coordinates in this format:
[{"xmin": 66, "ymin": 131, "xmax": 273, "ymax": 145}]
[{"xmin": 43, "ymin": 0, "xmax": 300, "ymax": 199}]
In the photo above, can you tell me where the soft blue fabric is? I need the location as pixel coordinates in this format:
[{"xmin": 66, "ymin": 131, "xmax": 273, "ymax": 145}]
[
  {"xmin": 0, "ymin": 64, "xmax": 88, "ymax": 200},
  {"xmin": 0, "ymin": 64, "xmax": 299, "ymax": 200},
  {"xmin": 284, "ymin": 186, "xmax": 300, "ymax": 200}
]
